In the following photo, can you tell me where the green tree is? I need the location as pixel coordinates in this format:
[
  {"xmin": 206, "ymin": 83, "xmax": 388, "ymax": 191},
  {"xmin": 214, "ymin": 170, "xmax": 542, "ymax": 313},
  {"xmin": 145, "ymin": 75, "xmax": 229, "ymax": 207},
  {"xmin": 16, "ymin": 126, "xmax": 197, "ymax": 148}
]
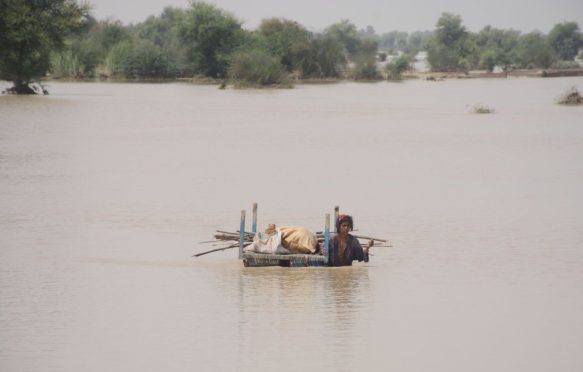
[
  {"xmin": 515, "ymin": 32, "xmax": 554, "ymax": 68},
  {"xmin": 479, "ymin": 50, "xmax": 497, "ymax": 71},
  {"xmin": 352, "ymin": 56, "xmax": 381, "ymax": 80},
  {"xmin": 92, "ymin": 19, "xmax": 131, "ymax": 60},
  {"xmin": 475, "ymin": 26, "xmax": 520, "ymax": 70},
  {"xmin": 548, "ymin": 22, "xmax": 583, "ymax": 61},
  {"xmin": 434, "ymin": 13, "xmax": 467, "ymax": 48},
  {"xmin": 426, "ymin": 13, "xmax": 473, "ymax": 71},
  {"xmin": 379, "ymin": 31, "xmax": 408, "ymax": 51},
  {"xmin": 326, "ymin": 20, "xmax": 377, "ymax": 59},
  {"xmin": 385, "ymin": 55, "xmax": 411, "ymax": 80},
  {"xmin": 134, "ymin": 7, "xmax": 190, "ymax": 76},
  {"xmin": 228, "ymin": 48, "xmax": 289, "ymax": 86},
  {"xmin": 326, "ymin": 20, "xmax": 360, "ymax": 58},
  {"xmin": 258, "ymin": 18, "xmax": 311, "ymax": 72},
  {"xmin": 106, "ymin": 39, "xmax": 177, "ymax": 78},
  {"xmin": 135, "ymin": 7, "xmax": 186, "ymax": 49},
  {"xmin": 406, "ymin": 31, "xmax": 432, "ymax": 55},
  {"xmin": 0, "ymin": 0, "xmax": 89, "ymax": 93},
  {"xmin": 48, "ymin": 17, "xmax": 132, "ymax": 79},
  {"xmin": 178, "ymin": 2, "xmax": 244, "ymax": 78},
  {"xmin": 296, "ymin": 34, "xmax": 346, "ymax": 78}
]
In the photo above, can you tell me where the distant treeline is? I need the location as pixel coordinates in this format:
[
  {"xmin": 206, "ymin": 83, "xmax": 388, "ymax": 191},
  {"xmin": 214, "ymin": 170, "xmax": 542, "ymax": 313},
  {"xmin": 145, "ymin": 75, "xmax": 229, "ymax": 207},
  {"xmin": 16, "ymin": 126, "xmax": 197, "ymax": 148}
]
[
  {"xmin": 2, "ymin": 1, "xmax": 582, "ymax": 92},
  {"xmin": 50, "ymin": 4, "xmax": 583, "ymax": 84},
  {"xmin": 49, "ymin": 4, "xmax": 427, "ymax": 83}
]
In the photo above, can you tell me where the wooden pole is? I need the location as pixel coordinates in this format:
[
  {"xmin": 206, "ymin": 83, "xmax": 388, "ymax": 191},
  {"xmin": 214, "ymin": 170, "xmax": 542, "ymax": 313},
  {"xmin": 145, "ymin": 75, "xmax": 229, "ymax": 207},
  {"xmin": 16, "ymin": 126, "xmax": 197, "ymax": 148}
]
[
  {"xmin": 194, "ymin": 243, "xmax": 240, "ymax": 257},
  {"xmin": 252, "ymin": 203, "xmax": 258, "ymax": 234},
  {"xmin": 334, "ymin": 206, "xmax": 339, "ymax": 232},
  {"xmin": 325, "ymin": 213, "xmax": 330, "ymax": 265},
  {"xmin": 239, "ymin": 210, "xmax": 246, "ymax": 259}
]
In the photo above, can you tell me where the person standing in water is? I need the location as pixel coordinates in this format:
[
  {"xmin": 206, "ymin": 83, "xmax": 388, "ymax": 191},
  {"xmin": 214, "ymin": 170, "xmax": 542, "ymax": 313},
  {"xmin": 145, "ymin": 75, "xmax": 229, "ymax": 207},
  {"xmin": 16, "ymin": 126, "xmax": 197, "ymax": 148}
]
[{"xmin": 327, "ymin": 214, "xmax": 373, "ymax": 266}]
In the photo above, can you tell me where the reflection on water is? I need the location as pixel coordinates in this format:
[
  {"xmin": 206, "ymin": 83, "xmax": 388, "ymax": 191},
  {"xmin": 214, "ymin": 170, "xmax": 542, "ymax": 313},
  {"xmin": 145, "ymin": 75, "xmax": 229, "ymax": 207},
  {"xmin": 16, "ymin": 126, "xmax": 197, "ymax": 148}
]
[
  {"xmin": 236, "ymin": 267, "xmax": 370, "ymax": 370},
  {"xmin": 1, "ymin": 79, "xmax": 583, "ymax": 372}
]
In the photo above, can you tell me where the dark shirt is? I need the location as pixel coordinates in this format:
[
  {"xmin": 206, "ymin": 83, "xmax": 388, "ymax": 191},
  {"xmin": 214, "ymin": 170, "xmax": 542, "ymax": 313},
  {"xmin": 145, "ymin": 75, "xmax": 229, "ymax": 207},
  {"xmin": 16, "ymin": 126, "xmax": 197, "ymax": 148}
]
[{"xmin": 327, "ymin": 234, "xmax": 369, "ymax": 267}]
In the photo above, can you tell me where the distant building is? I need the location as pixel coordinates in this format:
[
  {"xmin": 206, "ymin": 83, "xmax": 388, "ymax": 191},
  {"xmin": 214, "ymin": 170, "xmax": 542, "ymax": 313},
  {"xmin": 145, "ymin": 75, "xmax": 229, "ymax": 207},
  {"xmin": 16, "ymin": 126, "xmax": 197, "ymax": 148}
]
[{"xmin": 412, "ymin": 51, "xmax": 429, "ymax": 72}]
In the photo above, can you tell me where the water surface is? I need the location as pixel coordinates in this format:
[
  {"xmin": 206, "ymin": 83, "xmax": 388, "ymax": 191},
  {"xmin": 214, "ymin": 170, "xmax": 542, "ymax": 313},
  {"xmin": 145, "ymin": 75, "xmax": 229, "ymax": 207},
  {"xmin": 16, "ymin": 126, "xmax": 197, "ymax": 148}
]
[{"xmin": 1, "ymin": 78, "xmax": 582, "ymax": 372}]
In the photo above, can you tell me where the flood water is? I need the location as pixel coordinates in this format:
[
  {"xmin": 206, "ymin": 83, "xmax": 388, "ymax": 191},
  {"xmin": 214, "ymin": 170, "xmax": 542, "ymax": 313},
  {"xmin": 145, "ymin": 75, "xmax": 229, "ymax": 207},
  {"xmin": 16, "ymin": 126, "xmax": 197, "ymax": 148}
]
[{"xmin": 1, "ymin": 78, "xmax": 583, "ymax": 372}]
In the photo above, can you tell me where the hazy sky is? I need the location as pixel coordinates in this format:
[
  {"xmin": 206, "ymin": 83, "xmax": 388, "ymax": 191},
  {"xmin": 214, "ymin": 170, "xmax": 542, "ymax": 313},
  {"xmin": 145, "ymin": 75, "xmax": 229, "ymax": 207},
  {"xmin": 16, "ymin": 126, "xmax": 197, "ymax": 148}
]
[{"xmin": 88, "ymin": 0, "xmax": 583, "ymax": 33}]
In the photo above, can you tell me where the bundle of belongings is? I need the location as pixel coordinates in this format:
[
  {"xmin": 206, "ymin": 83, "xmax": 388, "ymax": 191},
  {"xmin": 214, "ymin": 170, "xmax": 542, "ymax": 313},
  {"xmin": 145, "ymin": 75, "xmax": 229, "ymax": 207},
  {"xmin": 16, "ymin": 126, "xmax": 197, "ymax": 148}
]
[{"xmin": 244, "ymin": 224, "xmax": 318, "ymax": 255}]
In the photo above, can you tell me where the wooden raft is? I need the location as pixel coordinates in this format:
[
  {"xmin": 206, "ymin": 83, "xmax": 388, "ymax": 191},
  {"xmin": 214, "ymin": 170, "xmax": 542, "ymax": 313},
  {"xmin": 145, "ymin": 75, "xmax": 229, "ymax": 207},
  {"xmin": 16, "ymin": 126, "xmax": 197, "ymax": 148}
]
[
  {"xmin": 241, "ymin": 253, "xmax": 328, "ymax": 267},
  {"xmin": 238, "ymin": 203, "xmax": 334, "ymax": 267}
]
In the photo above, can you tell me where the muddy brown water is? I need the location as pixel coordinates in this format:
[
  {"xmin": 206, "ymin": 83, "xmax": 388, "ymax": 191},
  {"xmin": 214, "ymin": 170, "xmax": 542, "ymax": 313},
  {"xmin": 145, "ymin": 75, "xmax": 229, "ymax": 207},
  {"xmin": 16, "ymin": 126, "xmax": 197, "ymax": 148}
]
[{"xmin": 1, "ymin": 78, "xmax": 583, "ymax": 372}]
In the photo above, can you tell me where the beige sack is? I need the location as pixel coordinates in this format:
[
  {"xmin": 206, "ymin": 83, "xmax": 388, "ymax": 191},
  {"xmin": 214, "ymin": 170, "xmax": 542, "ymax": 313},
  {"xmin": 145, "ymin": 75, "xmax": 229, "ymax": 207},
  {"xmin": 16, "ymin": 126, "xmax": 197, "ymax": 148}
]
[{"xmin": 279, "ymin": 226, "xmax": 317, "ymax": 254}]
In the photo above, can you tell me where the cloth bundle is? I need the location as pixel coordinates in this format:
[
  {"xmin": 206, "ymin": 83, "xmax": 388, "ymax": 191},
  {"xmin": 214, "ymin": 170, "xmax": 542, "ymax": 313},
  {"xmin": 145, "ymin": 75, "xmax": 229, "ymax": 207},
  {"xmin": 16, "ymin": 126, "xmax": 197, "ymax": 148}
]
[
  {"xmin": 279, "ymin": 226, "xmax": 318, "ymax": 254},
  {"xmin": 243, "ymin": 225, "xmax": 318, "ymax": 255},
  {"xmin": 244, "ymin": 225, "xmax": 290, "ymax": 254}
]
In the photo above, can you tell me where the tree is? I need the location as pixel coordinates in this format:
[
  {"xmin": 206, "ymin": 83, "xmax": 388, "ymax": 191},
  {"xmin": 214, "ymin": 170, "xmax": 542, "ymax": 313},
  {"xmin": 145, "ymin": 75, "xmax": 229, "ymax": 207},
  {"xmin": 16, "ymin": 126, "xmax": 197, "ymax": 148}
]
[
  {"xmin": 516, "ymin": 32, "xmax": 554, "ymax": 69},
  {"xmin": 91, "ymin": 19, "xmax": 131, "ymax": 59},
  {"xmin": 352, "ymin": 56, "xmax": 381, "ymax": 80},
  {"xmin": 434, "ymin": 13, "xmax": 467, "ymax": 48},
  {"xmin": 0, "ymin": 0, "xmax": 89, "ymax": 94},
  {"xmin": 326, "ymin": 20, "xmax": 359, "ymax": 58},
  {"xmin": 548, "ymin": 22, "xmax": 583, "ymax": 61},
  {"xmin": 385, "ymin": 55, "xmax": 411, "ymax": 80},
  {"xmin": 296, "ymin": 34, "xmax": 346, "ymax": 78},
  {"xmin": 258, "ymin": 17, "xmax": 311, "ymax": 72},
  {"xmin": 136, "ymin": 7, "xmax": 186, "ymax": 49},
  {"xmin": 178, "ymin": 2, "xmax": 244, "ymax": 78},
  {"xmin": 479, "ymin": 50, "xmax": 497, "ymax": 71},
  {"xmin": 134, "ymin": 7, "xmax": 190, "ymax": 76},
  {"xmin": 105, "ymin": 39, "xmax": 178, "ymax": 78},
  {"xmin": 406, "ymin": 31, "xmax": 432, "ymax": 55},
  {"xmin": 475, "ymin": 26, "xmax": 520, "ymax": 70},
  {"xmin": 426, "ymin": 13, "xmax": 473, "ymax": 71},
  {"xmin": 326, "ymin": 20, "xmax": 377, "ymax": 59},
  {"xmin": 228, "ymin": 48, "xmax": 289, "ymax": 86}
]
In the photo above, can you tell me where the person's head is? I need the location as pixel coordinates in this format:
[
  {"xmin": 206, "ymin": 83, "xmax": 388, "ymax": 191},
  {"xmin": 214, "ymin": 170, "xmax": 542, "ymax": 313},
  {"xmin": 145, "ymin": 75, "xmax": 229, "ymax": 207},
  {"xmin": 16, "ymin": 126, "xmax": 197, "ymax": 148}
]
[{"xmin": 336, "ymin": 214, "xmax": 353, "ymax": 233}]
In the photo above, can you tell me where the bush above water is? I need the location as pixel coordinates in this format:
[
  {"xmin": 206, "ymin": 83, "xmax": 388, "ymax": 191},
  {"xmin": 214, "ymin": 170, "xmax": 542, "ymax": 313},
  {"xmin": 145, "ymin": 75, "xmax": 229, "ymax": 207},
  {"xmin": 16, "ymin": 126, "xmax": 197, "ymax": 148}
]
[
  {"xmin": 385, "ymin": 55, "xmax": 411, "ymax": 80},
  {"xmin": 228, "ymin": 49, "xmax": 290, "ymax": 87},
  {"xmin": 470, "ymin": 104, "xmax": 496, "ymax": 114},
  {"xmin": 557, "ymin": 87, "xmax": 583, "ymax": 105},
  {"xmin": 106, "ymin": 40, "xmax": 178, "ymax": 78},
  {"xmin": 351, "ymin": 57, "xmax": 382, "ymax": 80}
]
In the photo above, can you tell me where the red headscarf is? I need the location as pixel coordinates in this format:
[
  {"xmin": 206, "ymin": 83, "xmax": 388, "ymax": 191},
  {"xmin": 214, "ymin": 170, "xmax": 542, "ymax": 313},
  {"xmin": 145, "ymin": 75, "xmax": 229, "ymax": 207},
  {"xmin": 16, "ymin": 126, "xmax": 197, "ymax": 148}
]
[{"xmin": 336, "ymin": 214, "xmax": 354, "ymax": 231}]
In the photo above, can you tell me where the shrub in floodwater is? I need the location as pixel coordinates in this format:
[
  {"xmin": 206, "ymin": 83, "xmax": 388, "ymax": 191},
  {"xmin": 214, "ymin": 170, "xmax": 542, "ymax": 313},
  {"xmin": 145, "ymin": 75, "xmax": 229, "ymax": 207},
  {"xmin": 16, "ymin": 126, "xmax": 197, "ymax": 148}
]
[
  {"xmin": 470, "ymin": 104, "xmax": 495, "ymax": 114},
  {"xmin": 352, "ymin": 56, "xmax": 381, "ymax": 80},
  {"xmin": 106, "ymin": 40, "xmax": 178, "ymax": 79},
  {"xmin": 295, "ymin": 34, "xmax": 346, "ymax": 78},
  {"xmin": 228, "ymin": 49, "xmax": 290, "ymax": 87},
  {"xmin": 557, "ymin": 87, "xmax": 583, "ymax": 105},
  {"xmin": 385, "ymin": 55, "xmax": 411, "ymax": 80}
]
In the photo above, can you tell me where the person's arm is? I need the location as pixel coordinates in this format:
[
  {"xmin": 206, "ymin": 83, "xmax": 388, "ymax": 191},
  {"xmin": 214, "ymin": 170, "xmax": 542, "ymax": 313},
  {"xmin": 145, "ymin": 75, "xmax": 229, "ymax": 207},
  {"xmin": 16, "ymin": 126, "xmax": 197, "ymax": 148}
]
[
  {"xmin": 363, "ymin": 240, "xmax": 373, "ymax": 262},
  {"xmin": 351, "ymin": 237, "xmax": 372, "ymax": 262}
]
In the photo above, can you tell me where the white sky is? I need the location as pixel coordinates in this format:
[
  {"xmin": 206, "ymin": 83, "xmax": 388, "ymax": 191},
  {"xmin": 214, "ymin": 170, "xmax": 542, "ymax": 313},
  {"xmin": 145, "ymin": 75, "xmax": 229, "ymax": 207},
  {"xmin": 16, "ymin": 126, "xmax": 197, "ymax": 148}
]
[{"xmin": 88, "ymin": 0, "xmax": 583, "ymax": 33}]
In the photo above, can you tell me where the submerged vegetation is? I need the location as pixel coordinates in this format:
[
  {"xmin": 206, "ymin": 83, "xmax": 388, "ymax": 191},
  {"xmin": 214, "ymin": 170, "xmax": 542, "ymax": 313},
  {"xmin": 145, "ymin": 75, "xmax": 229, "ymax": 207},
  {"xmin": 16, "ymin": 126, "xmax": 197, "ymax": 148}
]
[
  {"xmin": 1, "ymin": 1, "xmax": 582, "ymax": 93},
  {"xmin": 470, "ymin": 104, "xmax": 496, "ymax": 114},
  {"xmin": 386, "ymin": 55, "xmax": 412, "ymax": 80},
  {"xmin": 557, "ymin": 87, "xmax": 583, "ymax": 105}
]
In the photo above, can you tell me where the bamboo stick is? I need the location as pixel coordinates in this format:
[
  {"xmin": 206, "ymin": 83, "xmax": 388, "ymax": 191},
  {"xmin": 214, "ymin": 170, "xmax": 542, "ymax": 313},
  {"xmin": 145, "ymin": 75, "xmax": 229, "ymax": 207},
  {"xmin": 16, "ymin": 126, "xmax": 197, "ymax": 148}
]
[{"xmin": 194, "ymin": 243, "xmax": 251, "ymax": 257}]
